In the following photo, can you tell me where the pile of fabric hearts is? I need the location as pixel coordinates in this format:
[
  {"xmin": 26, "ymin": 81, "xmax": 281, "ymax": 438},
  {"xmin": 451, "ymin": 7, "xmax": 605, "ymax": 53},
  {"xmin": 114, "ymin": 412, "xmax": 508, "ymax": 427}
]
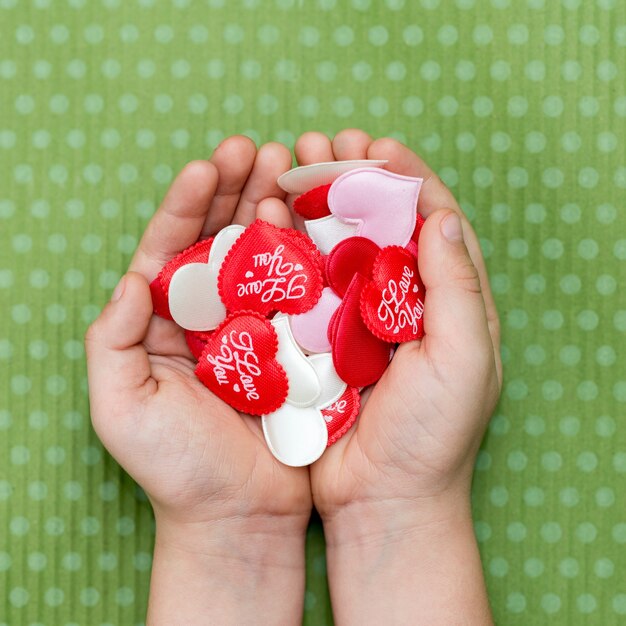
[{"xmin": 150, "ymin": 160, "xmax": 426, "ymax": 467}]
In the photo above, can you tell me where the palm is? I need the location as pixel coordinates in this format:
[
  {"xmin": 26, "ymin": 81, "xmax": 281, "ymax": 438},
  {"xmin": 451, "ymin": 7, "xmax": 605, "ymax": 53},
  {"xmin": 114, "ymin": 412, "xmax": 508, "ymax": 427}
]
[
  {"xmin": 288, "ymin": 131, "xmax": 501, "ymax": 514},
  {"xmin": 134, "ymin": 335, "xmax": 311, "ymax": 521},
  {"xmin": 88, "ymin": 138, "xmax": 312, "ymax": 525}
]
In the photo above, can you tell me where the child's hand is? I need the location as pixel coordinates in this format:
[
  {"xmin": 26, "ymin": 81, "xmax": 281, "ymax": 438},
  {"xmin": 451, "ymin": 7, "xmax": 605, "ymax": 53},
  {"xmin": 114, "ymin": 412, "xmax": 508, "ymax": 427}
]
[
  {"xmin": 294, "ymin": 130, "xmax": 501, "ymax": 624},
  {"xmin": 85, "ymin": 137, "xmax": 311, "ymax": 625}
]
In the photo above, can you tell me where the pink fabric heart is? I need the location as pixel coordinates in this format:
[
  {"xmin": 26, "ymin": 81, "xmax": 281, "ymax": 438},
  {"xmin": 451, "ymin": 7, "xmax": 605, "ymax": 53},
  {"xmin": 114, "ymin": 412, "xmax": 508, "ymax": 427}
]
[
  {"xmin": 290, "ymin": 287, "xmax": 342, "ymax": 354},
  {"xmin": 328, "ymin": 168, "xmax": 423, "ymax": 249}
]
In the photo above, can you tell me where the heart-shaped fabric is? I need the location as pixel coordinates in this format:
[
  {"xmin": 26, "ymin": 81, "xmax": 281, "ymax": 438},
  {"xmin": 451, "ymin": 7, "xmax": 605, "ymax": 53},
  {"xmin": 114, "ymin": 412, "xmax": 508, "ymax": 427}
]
[
  {"xmin": 261, "ymin": 351, "xmax": 348, "ymax": 466},
  {"xmin": 219, "ymin": 220, "xmax": 324, "ymax": 316},
  {"xmin": 322, "ymin": 386, "xmax": 361, "ymax": 446},
  {"xmin": 328, "ymin": 168, "xmax": 422, "ymax": 249},
  {"xmin": 293, "ymin": 184, "xmax": 331, "ymax": 220},
  {"xmin": 360, "ymin": 246, "xmax": 426, "ymax": 343},
  {"xmin": 195, "ymin": 311, "xmax": 288, "ymax": 416},
  {"xmin": 326, "ymin": 236, "xmax": 381, "ymax": 298},
  {"xmin": 270, "ymin": 314, "xmax": 321, "ymax": 408},
  {"xmin": 331, "ymin": 273, "xmax": 391, "ymax": 388},
  {"xmin": 150, "ymin": 237, "xmax": 215, "ymax": 320},
  {"xmin": 277, "ymin": 159, "xmax": 387, "ymax": 194},
  {"xmin": 166, "ymin": 225, "xmax": 244, "ymax": 331},
  {"xmin": 307, "ymin": 352, "xmax": 347, "ymax": 409},
  {"xmin": 304, "ymin": 214, "xmax": 358, "ymax": 256},
  {"xmin": 412, "ymin": 212, "xmax": 426, "ymax": 244},
  {"xmin": 185, "ymin": 329, "xmax": 213, "ymax": 361},
  {"xmin": 262, "ymin": 404, "xmax": 329, "ymax": 467},
  {"xmin": 290, "ymin": 287, "xmax": 341, "ymax": 354}
]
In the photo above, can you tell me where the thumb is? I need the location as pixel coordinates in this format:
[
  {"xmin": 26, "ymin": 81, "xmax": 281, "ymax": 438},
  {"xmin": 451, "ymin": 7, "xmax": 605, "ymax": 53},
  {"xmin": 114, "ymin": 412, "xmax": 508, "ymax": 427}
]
[
  {"xmin": 85, "ymin": 271, "xmax": 154, "ymax": 401},
  {"xmin": 418, "ymin": 210, "xmax": 492, "ymax": 353}
]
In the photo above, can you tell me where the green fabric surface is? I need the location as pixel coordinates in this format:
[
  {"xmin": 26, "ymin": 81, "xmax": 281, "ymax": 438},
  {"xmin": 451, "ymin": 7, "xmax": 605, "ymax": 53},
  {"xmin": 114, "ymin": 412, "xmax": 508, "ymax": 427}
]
[{"xmin": 1, "ymin": 0, "xmax": 625, "ymax": 623}]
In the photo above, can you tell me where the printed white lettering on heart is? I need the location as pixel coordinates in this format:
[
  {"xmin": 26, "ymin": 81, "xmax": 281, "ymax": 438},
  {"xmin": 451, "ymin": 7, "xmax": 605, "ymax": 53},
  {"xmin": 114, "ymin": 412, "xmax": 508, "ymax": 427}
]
[
  {"xmin": 377, "ymin": 265, "xmax": 424, "ymax": 335},
  {"xmin": 323, "ymin": 399, "xmax": 347, "ymax": 422},
  {"xmin": 207, "ymin": 331, "xmax": 262, "ymax": 401},
  {"xmin": 237, "ymin": 244, "xmax": 308, "ymax": 303}
]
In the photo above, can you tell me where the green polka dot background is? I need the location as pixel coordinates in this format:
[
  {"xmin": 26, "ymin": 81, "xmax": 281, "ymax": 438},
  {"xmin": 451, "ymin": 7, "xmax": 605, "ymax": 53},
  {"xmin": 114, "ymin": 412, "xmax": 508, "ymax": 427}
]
[{"xmin": 1, "ymin": 0, "xmax": 625, "ymax": 624}]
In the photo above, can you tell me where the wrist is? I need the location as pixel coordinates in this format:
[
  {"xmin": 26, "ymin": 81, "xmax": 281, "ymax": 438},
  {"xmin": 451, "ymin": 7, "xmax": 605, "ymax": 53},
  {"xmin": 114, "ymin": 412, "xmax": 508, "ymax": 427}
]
[
  {"xmin": 154, "ymin": 510, "xmax": 309, "ymax": 571},
  {"xmin": 148, "ymin": 513, "xmax": 309, "ymax": 625},
  {"xmin": 319, "ymin": 491, "xmax": 492, "ymax": 626},
  {"xmin": 320, "ymin": 485, "xmax": 472, "ymax": 551}
]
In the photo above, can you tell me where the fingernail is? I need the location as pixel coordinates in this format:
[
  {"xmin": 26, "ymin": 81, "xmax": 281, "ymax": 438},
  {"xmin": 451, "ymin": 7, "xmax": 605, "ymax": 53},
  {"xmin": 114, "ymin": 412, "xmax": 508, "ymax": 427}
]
[
  {"xmin": 441, "ymin": 213, "xmax": 463, "ymax": 242},
  {"xmin": 111, "ymin": 275, "xmax": 126, "ymax": 302}
]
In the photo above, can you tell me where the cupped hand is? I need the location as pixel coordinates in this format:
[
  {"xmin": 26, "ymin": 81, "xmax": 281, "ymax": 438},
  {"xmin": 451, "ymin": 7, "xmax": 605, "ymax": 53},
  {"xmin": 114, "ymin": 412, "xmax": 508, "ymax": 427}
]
[
  {"xmin": 288, "ymin": 130, "xmax": 502, "ymax": 528},
  {"xmin": 85, "ymin": 137, "xmax": 313, "ymax": 532}
]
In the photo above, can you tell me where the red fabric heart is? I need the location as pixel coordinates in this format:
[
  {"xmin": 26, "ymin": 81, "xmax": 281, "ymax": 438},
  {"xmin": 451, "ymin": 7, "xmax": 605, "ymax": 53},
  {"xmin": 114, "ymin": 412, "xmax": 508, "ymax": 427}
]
[
  {"xmin": 322, "ymin": 386, "xmax": 360, "ymax": 446},
  {"xmin": 325, "ymin": 236, "xmax": 381, "ymax": 298},
  {"xmin": 195, "ymin": 311, "xmax": 288, "ymax": 416},
  {"xmin": 411, "ymin": 212, "xmax": 426, "ymax": 244},
  {"xmin": 331, "ymin": 273, "xmax": 391, "ymax": 388},
  {"xmin": 150, "ymin": 237, "xmax": 215, "ymax": 320},
  {"xmin": 293, "ymin": 183, "xmax": 331, "ymax": 219},
  {"xmin": 185, "ymin": 329, "xmax": 213, "ymax": 361},
  {"xmin": 219, "ymin": 219, "xmax": 323, "ymax": 316},
  {"xmin": 360, "ymin": 246, "xmax": 425, "ymax": 343}
]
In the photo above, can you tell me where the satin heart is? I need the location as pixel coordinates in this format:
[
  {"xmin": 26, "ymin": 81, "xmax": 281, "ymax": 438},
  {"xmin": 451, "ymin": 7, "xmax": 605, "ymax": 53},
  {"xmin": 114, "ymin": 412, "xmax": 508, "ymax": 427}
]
[
  {"xmin": 322, "ymin": 386, "xmax": 361, "ymax": 446},
  {"xmin": 277, "ymin": 159, "xmax": 388, "ymax": 194},
  {"xmin": 185, "ymin": 329, "xmax": 213, "ymax": 361},
  {"xmin": 150, "ymin": 237, "xmax": 215, "ymax": 320},
  {"xmin": 331, "ymin": 273, "xmax": 392, "ymax": 388},
  {"xmin": 307, "ymin": 352, "xmax": 347, "ymax": 409},
  {"xmin": 195, "ymin": 311, "xmax": 288, "ymax": 416},
  {"xmin": 262, "ymin": 404, "xmax": 328, "ymax": 467},
  {"xmin": 360, "ymin": 246, "xmax": 425, "ymax": 343},
  {"xmin": 293, "ymin": 183, "xmax": 331, "ymax": 219},
  {"xmin": 271, "ymin": 314, "xmax": 321, "ymax": 407},
  {"xmin": 167, "ymin": 225, "xmax": 244, "ymax": 331},
  {"xmin": 412, "ymin": 212, "xmax": 426, "ymax": 244},
  {"xmin": 328, "ymin": 168, "xmax": 422, "ymax": 248},
  {"xmin": 326, "ymin": 236, "xmax": 381, "ymax": 298},
  {"xmin": 219, "ymin": 220, "xmax": 324, "ymax": 316},
  {"xmin": 304, "ymin": 214, "xmax": 358, "ymax": 255},
  {"xmin": 290, "ymin": 287, "xmax": 341, "ymax": 354}
]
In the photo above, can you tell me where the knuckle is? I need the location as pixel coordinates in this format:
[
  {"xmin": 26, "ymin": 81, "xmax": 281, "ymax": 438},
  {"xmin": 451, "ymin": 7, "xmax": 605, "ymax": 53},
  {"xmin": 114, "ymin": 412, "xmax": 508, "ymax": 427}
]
[
  {"xmin": 84, "ymin": 317, "xmax": 104, "ymax": 348},
  {"xmin": 451, "ymin": 258, "xmax": 482, "ymax": 294}
]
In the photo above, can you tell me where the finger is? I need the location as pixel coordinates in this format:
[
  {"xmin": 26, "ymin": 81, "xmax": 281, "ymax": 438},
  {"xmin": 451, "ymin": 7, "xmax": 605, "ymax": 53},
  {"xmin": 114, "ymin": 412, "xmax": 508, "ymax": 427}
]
[
  {"xmin": 130, "ymin": 161, "xmax": 219, "ymax": 280},
  {"xmin": 142, "ymin": 316, "xmax": 193, "ymax": 360},
  {"xmin": 288, "ymin": 132, "xmax": 335, "ymax": 212},
  {"xmin": 367, "ymin": 138, "xmax": 501, "ymax": 374},
  {"xmin": 232, "ymin": 142, "xmax": 292, "ymax": 226},
  {"xmin": 331, "ymin": 128, "xmax": 373, "ymax": 161},
  {"xmin": 200, "ymin": 135, "xmax": 257, "ymax": 237},
  {"xmin": 367, "ymin": 137, "xmax": 459, "ymax": 211},
  {"xmin": 256, "ymin": 197, "xmax": 295, "ymax": 229},
  {"xmin": 85, "ymin": 272, "xmax": 156, "ymax": 404},
  {"xmin": 294, "ymin": 131, "xmax": 334, "ymax": 165},
  {"xmin": 417, "ymin": 210, "xmax": 498, "ymax": 380}
]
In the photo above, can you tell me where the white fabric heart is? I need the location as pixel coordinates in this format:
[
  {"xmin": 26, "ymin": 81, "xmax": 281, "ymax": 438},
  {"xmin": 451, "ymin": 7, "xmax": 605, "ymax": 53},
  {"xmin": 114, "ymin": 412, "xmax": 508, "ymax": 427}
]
[
  {"xmin": 168, "ymin": 225, "xmax": 244, "ymax": 331},
  {"xmin": 277, "ymin": 159, "xmax": 388, "ymax": 194},
  {"xmin": 271, "ymin": 313, "xmax": 321, "ymax": 408},
  {"xmin": 262, "ymin": 404, "xmax": 329, "ymax": 467},
  {"xmin": 304, "ymin": 214, "xmax": 358, "ymax": 255},
  {"xmin": 307, "ymin": 353, "xmax": 347, "ymax": 409},
  {"xmin": 262, "ymin": 335, "xmax": 348, "ymax": 467}
]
